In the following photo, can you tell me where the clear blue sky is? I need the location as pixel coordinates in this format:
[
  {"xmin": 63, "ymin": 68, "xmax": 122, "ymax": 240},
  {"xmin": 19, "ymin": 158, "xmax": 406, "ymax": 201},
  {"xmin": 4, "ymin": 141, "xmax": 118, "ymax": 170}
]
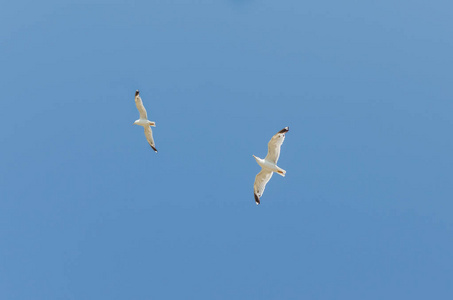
[{"xmin": 1, "ymin": 0, "xmax": 453, "ymax": 299}]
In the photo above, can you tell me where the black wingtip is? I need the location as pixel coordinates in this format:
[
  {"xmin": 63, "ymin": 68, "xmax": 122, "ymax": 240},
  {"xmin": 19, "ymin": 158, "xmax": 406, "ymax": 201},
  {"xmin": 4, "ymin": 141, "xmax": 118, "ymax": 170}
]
[
  {"xmin": 135, "ymin": 90, "xmax": 139, "ymax": 96},
  {"xmin": 254, "ymin": 193, "xmax": 260, "ymax": 205},
  {"xmin": 278, "ymin": 126, "xmax": 289, "ymax": 134},
  {"xmin": 150, "ymin": 145, "xmax": 158, "ymax": 153}
]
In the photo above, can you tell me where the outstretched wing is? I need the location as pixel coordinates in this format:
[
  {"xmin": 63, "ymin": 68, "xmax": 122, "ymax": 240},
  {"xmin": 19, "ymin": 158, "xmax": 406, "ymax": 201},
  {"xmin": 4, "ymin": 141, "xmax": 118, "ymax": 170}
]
[
  {"xmin": 144, "ymin": 126, "xmax": 158, "ymax": 153},
  {"xmin": 135, "ymin": 95, "xmax": 148, "ymax": 119},
  {"xmin": 253, "ymin": 169, "xmax": 273, "ymax": 205},
  {"xmin": 265, "ymin": 127, "xmax": 289, "ymax": 164}
]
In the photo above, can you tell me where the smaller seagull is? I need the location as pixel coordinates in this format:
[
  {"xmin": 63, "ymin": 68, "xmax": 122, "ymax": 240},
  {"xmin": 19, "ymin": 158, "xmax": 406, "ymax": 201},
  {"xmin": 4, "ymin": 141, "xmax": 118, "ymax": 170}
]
[
  {"xmin": 133, "ymin": 90, "xmax": 158, "ymax": 152},
  {"xmin": 253, "ymin": 127, "xmax": 289, "ymax": 205}
]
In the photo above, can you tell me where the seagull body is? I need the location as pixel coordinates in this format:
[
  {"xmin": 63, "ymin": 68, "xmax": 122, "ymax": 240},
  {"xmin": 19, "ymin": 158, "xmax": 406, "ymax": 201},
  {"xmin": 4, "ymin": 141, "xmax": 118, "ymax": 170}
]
[
  {"xmin": 133, "ymin": 90, "xmax": 158, "ymax": 153},
  {"xmin": 253, "ymin": 127, "xmax": 289, "ymax": 205}
]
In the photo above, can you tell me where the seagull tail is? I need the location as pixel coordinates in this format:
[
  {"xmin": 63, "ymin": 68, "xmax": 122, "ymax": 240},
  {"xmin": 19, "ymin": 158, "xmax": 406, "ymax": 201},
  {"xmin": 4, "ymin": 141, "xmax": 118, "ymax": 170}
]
[{"xmin": 276, "ymin": 167, "xmax": 286, "ymax": 177}]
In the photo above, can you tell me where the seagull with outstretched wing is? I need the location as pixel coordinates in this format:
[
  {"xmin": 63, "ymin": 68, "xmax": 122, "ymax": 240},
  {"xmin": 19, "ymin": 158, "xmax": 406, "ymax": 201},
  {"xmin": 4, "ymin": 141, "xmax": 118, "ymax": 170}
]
[
  {"xmin": 253, "ymin": 127, "xmax": 289, "ymax": 204},
  {"xmin": 133, "ymin": 90, "xmax": 158, "ymax": 153}
]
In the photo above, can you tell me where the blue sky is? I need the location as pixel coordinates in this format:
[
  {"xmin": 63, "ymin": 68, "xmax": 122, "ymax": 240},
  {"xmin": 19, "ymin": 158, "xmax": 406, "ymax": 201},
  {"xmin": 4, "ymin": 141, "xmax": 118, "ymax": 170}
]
[{"xmin": 1, "ymin": 0, "xmax": 453, "ymax": 299}]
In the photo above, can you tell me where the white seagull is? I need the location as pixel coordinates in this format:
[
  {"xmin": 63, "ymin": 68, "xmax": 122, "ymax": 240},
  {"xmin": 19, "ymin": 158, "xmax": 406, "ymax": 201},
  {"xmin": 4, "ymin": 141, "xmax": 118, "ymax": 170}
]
[
  {"xmin": 253, "ymin": 127, "xmax": 289, "ymax": 205},
  {"xmin": 133, "ymin": 90, "xmax": 158, "ymax": 152}
]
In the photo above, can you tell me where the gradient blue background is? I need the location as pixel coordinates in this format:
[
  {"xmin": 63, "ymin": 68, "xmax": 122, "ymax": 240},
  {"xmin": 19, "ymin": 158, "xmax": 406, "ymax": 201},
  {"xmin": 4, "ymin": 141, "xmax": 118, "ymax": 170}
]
[{"xmin": 1, "ymin": 0, "xmax": 453, "ymax": 299}]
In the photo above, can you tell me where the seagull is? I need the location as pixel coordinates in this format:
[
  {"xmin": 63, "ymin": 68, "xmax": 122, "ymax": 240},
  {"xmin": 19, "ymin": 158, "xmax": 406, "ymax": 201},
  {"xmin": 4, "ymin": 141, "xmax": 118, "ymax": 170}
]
[
  {"xmin": 253, "ymin": 127, "xmax": 289, "ymax": 205},
  {"xmin": 133, "ymin": 90, "xmax": 158, "ymax": 152}
]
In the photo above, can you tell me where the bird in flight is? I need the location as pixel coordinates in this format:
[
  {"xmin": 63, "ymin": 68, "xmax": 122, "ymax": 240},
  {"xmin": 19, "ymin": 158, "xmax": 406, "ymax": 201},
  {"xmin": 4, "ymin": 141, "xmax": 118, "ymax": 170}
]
[
  {"xmin": 133, "ymin": 90, "xmax": 158, "ymax": 153},
  {"xmin": 253, "ymin": 127, "xmax": 289, "ymax": 205}
]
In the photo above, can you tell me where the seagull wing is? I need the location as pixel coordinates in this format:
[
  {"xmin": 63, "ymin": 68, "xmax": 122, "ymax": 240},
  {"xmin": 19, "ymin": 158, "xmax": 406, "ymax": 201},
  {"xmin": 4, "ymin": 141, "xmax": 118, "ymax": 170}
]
[
  {"xmin": 144, "ymin": 126, "xmax": 158, "ymax": 153},
  {"xmin": 253, "ymin": 169, "xmax": 273, "ymax": 205},
  {"xmin": 135, "ymin": 95, "xmax": 148, "ymax": 119},
  {"xmin": 265, "ymin": 127, "xmax": 289, "ymax": 164}
]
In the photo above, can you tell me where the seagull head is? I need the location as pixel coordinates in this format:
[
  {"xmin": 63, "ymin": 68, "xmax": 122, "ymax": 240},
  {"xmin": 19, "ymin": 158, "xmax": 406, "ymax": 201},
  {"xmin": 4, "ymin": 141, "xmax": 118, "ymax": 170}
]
[{"xmin": 135, "ymin": 90, "xmax": 139, "ymax": 96}]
